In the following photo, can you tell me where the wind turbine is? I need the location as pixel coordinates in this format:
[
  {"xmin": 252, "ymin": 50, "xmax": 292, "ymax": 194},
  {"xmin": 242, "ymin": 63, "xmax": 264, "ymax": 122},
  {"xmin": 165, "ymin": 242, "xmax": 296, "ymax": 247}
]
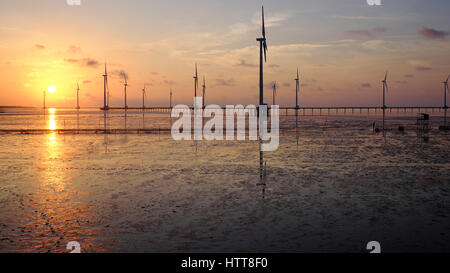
[
  {"xmin": 272, "ymin": 81, "xmax": 277, "ymax": 105},
  {"xmin": 193, "ymin": 63, "xmax": 198, "ymax": 102},
  {"xmin": 382, "ymin": 71, "xmax": 389, "ymax": 109},
  {"xmin": 295, "ymin": 69, "xmax": 299, "ymax": 109},
  {"xmin": 102, "ymin": 63, "xmax": 109, "ymax": 110},
  {"xmin": 202, "ymin": 76, "xmax": 206, "ymax": 108},
  {"xmin": 381, "ymin": 71, "xmax": 389, "ymax": 133},
  {"xmin": 444, "ymin": 74, "xmax": 449, "ymax": 109},
  {"xmin": 76, "ymin": 82, "xmax": 80, "ymax": 110},
  {"xmin": 170, "ymin": 88, "xmax": 173, "ymax": 108},
  {"xmin": 124, "ymin": 77, "xmax": 128, "ymax": 109},
  {"xmin": 256, "ymin": 6, "xmax": 268, "ymax": 106},
  {"xmin": 142, "ymin": 85, "xmax": 147, "ymax": 109}
]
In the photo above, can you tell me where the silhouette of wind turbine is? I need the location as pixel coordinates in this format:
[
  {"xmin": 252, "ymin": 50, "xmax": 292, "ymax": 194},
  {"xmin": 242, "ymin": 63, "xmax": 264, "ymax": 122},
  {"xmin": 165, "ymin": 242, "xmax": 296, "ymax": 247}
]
[
  {"xmin": 76, "ymin": 82, "xmax": 80, "ymax": 110},
  {"xmin": 102, "ymin": 64, "xmax": 109, "ymax": 110},
  {"xmin": 142, "ymin": 85, "xmax": 147, "ymax": 109},
  {"xmin": 295, "ymin": 68, "xmax": 299, "ymax": 109},
  {"xmin": 202, "ymin": 76, "xmax": 206, "ymax": 108},
  {"xmin": 193, "ymin": 63, "xmax": 198, "ymax": 107},
  {"xmin": 444, "ymin": 74, "xmax": 449, "ymax": 109},
  {"xmin": 170, "ymin": 88, "xmax": 173, "ymax": 108},
  {"xmin": 257, "ymin": 6, "xmax": 268, "ymax": 106},
  {"xmin": 124, "ymin": 77, "xmax": 128, "ymax": 109},
  {"xmin": 382, "ymin": 71, "xmax": 389, "ymax": 109},
  {"xmin": 381, "ymin": 71, "xmax": 389, "ymax": 133},
  {"xmin": 272, "ymin": 81, "xmax": 277, "ymax": 105}
]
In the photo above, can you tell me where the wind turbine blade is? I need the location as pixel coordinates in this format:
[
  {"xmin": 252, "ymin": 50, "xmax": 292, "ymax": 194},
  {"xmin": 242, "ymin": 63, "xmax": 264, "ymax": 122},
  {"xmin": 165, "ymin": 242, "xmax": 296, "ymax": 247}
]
[
  {"xmin": 446, "ymin": 74, "xmax": 450, "ymax": 83},
  {"xmin": 263, "ymin": 41, "xmax": 267, "ymax": 62},
  {"xmin": 384, "ymin": 71, "xmax": 388, "ymax": 82},
  {"xmin": 262, "ymin": 6, "xmax": 266, "ymax": 39}
]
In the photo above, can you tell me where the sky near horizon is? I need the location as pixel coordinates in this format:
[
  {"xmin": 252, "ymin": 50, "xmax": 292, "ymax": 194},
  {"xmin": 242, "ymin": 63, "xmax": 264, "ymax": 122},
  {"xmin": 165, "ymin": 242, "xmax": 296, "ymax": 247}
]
[{"xmin": 0, "ymin": 0, "xmax": 449, "ymax": 107}]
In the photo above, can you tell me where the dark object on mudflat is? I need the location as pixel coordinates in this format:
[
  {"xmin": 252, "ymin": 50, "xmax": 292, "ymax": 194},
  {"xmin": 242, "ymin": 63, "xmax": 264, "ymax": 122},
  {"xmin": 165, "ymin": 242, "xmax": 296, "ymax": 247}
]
[
  {"xmin": 398, "ymin": 126, "xmax": 405, "ymax": 132},
  {"xmin": 439, "ymin": 125, "xmax": 450, "ymax": 131},
  {"xmin": 374, "ymin": 128, "xmax": 381, "ymax": 133}
]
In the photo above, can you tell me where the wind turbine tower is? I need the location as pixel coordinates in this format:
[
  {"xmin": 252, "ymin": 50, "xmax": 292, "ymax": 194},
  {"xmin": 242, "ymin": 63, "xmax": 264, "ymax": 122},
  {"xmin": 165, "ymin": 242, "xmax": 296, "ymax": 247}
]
[
  {"xmin": 102, "ymin": 64, "xmax": 109, "ymax": 110},
  {"xmin": 295, "ymin": 69, "xmax": 299, "ymax": 109},
  {"xmin": 142, "ymin": 85, "xmax": 147, "ymax": 109},
  {"xmin": 444, "ymin": 74, "xmax": 449, "ymax": 109},
  {"xmin": 202, "ymin": 76, "xmax": 206, "ymax": 108},
  {"xmin": 381, "ymin": 71, "xmax": 389, "ymax": 132},
  {"xmin": 170, "ymin": 88, "xmax": 173, "ymax": 108},
  {"xmin": 382, "ymin": 71, "xmax": 388, "ymax": 109},
  {"xmin": 256, "ymin": 6, "xmax": 268, "ymax": 106},
  {"xmin": 76, "ymin": 82, "xmax": 80, "ymax": 110},
  {"xmin": 194, "ymin": 64, "xmax": 198, "ymax": 96},
  {"xmin": 272, "ymin": 81, "xmax": 277, "ymax": 105},
  {"xmin": 124, "ymin": 77, "xmax": 128, "ymax": 109}
]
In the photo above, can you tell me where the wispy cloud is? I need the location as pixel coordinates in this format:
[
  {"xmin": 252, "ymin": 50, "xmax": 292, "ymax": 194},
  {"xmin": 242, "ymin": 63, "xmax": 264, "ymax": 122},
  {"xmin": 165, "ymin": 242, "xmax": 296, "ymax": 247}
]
[
  {"xmin": 235, "ymin": 59, "xmax": 257, "ymax": 68},
  {"xmin": 415, "ymin": 66, "xmax": 432, "ymax": 71},
  {"xmin": 35, "ymin": 44, "xmax": 45, "ymax": 50},
  {"xmin": 419, "ymin": 27, "xmax": 448, "ymax": 40},
  {"xmin": 345, "ymin": 27, "xmax": 386, "ymax": 38},
  {"xmin": 64, "ymin": 58, "xmax": 100, "ymax": 68},
  {"xmin": 361, "ymin": 83, "xmax": 371, "ymax": 88}
]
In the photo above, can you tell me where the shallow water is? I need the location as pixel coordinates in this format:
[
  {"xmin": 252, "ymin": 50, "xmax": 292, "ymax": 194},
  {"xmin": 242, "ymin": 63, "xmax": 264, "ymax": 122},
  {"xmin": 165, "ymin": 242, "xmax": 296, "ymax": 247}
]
[{"xmin": 0, "ymin": 108, "xmax": 449, "ymax": 252}]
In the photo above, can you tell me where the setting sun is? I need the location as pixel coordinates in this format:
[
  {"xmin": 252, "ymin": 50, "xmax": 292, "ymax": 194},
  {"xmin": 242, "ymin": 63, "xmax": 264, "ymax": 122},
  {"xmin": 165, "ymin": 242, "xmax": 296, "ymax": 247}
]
[{"xmin": 48, "ymin": 85, "xmax": 56, "ymax": 93}]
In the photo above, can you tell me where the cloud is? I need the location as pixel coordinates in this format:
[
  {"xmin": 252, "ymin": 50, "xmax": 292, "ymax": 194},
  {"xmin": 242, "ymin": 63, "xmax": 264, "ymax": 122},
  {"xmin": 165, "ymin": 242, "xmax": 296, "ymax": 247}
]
[
  {"xmin": 215, "ymin": 78, "xmax": 236, "ymax": 87},
  {"xmin": 301, "ymin": 83, "xmax": 308, "ymax": 87},
  {"xmin": 361, "ymin": 83, "xmax": 371, "ymax": 88},
  {"xmin": 35, "ymin": 44, "xmax": 45, "ymax": 50},
  {"xmin": 235, "ymin": 59, "xmax": 257, "ymax": 68},
  {"xmin": 345, "ymin": 26, "xmax": 386, "ymax": 38},
  {"xmin": 268, "ymin": 64, "xmax": 280, "ymax": 68},
  {"xmin": 404, "ymin": 74, "xmax": 414, "ymax": 78},
  {"xmin": 64, "ymin": 58, "xmax": 100, "ymax": 68},
  {"xmin": 82, "ymin": 80, "xmax": 92, "ymax": 84},
  {"xmin": 415, "ymin": 66, "xmax": 432, "ymax": 71},
  {"xmin": 419, "ymin": 27, "xmax": 448, "ymax": 40},
  {"xmin": 112, "ymin": 69, "xmax": 129, "ymax": 80},
  {"xmin": 283, "ymin": 83, "xmax": 291, "ymax": 87},
  {"xmin": 69, "ymin": 45, "xmax": 82, "ymax": 53},
  {"xmin": 396, "ymin": 80, "xmax": 408, "ymax": 84}
]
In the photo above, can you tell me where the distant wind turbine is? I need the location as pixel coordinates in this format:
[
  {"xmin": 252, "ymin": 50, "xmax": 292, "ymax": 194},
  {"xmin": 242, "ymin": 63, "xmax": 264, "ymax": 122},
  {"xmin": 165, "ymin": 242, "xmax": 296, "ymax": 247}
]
[
  {"xmin": 102, "ymin": 64, "xmax": 109, "ymax": 110},
  {"xmin": 444, "ymin": 74, "xmax": 449, "ymax": 109},
  {"xmin": 272, "ymin": 81, "xmax": 277, "ymax": 105},
  {"xmin": 142, "ymin": 85, "xmax": 147, "ymax": 109},
  {"xmin": 257, "ymin": 6, "xmax": 268, "ymax": 106},
  {"xmin": 202, "ymin": 76, "xmax": 206, "ymax": 108},
  {"xmin": 382, "ymin": 71, "xmax": 389, "ymax": 109},
  {"xmin": 295, "ymin": 69, "xmax": 299, "ymax": 109},
  {"xmin": 193, "ymin": 63, "xmax": 198, "ymax": 106},
  {"xmin": 381, "ymin": 71, "xmax": 389, "ymax": 132},
  {"xmin": 170, "ymin": 88, "xmax": 173, "ymax": 108},
  {"xmin": 124, "ymin": 77, "xmax": 128, "ymax": 109},
  {"xmin": 76, "ymin": 82, "xmax": 80, "ymax": 110}
]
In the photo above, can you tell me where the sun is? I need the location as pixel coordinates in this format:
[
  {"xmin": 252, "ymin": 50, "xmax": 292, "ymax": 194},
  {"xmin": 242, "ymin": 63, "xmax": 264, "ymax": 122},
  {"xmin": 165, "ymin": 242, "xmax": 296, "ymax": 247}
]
[{"xmin": 48, "ymin": 85, "xmax": 56, "ymax": 93}]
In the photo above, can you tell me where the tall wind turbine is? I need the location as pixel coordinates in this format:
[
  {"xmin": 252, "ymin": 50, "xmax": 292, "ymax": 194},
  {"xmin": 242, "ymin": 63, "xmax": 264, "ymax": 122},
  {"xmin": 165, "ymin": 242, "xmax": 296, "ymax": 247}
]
[
  {"xmin": 202, "ymin": 76, "xmax": 206, "ymax": 108},
  {"xmin": 170, "ymin": 88, "xmax": 173, "ymax": 108},
  {"xmin": 102, "ymin": 64, "xmax": 109, "ymax": 110},
  {"xmin": 382, "ymin": 71, "xmax": 389, "ymax": 109},
  {"xmin": 193, "ymin": 63, "xmax": 198, "ymax": 99},
  {"xmin": 124, "ymin": 77, "xmax": 128, "ymax": 109},
  {"xmin": 257, "ymin": 6, "xmax": 268, "ymax": 106},
  {"xmin": 381, "ymin": 71, "xmax": 389, "ymax": 133},
  {"xmin": 142, "ymin": 85, "xmax": 147, "ymax": 109},
  {"xmin": 444, "ymin": 74, "xmax": 449, "ymax": 109},
  {"xmin": 272, "ymin": 81, "xmax": 277, "ymax": 105},
  {"xmin": 295, "ymin": 69, "xmax": 299, "ymax": 109},
  {"xmin": 76, "ymin": 82, "xmax": 80, "ymax": 110}
]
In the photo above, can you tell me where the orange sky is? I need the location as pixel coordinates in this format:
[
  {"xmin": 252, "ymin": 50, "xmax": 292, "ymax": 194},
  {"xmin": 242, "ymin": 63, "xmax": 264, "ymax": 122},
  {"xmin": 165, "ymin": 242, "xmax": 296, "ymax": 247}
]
[{"xmin": 1, "ymin": 0, "xmax": 449, "ymax": 107}]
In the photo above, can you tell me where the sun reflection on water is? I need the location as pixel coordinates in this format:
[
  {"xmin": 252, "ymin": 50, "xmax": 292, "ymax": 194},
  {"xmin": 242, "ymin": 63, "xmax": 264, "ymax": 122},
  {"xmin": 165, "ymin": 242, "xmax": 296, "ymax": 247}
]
[{"xmin": 48, "ymin": 108, "xmax": 56, "ymax": 130}]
